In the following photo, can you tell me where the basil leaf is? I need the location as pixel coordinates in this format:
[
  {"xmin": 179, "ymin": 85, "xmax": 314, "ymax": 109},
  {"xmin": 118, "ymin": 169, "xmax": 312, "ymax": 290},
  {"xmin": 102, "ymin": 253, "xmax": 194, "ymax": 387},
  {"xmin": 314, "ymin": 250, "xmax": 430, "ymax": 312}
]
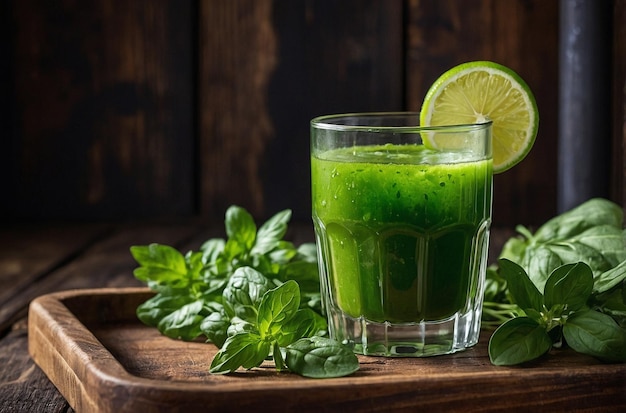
[
  {"xmin": 573, "ymin": 225, "xmax": 626, "ymax": 267},
  {"xmin": 200, "ymin": 310, "xmax": 230, "ymax": 347},
  {"xmin": 156, "ymin": 299, "xmax": 205, "ymax": 340},
  {"xmin": 301, "ymin": 291, "xmax": 323, "ymax": 315},
  {"xmin": 498, "ymin": 233, "xmax": 528, "ymax": 263},
  {"xmin": 199, "ymin": 238, "xmax": 226, "ymax": 263},
  {"xmin": 594, "ymin": 286, "xmax": 626, "ymax": 316},
  {"xmin": 274, "ymin": 308, "xmax": 327, "ymax": 347},
  {"xmin": 257, "ymin": 280, "xmax": 300, "ymax": 339},
  {"xmin": 285, "ymin": 336, "xmax": 359, "ymax": 378},
  {"xmin": 488, "ymin": 317, "xmax": 552, "ymax": 365},
  {"xmin": 136, "ymin": 292, "xmax": 193, "ymax": 327},
  {"xmin": 273, "ymin": 342, "xmax": 287, "ymax": 371},
  {"xmin": 563, "ymin": 310, "xmax": 626, "ymax": 362},
  {"xmin": 251, "ymin": 209, "xmax": 292, "ymax": 255},
  {"xmin": 222, "ymin": 267, "xmax": 273, "ymax": 321},
  {"xmin": 296, "ymin": 243, "xmax": 318, "ymax": 263},
  {"xmin": 544, "ymin": 262, "xmax": 593, "ymax": 311},
  {"xmin": 279, "ymin": 260, "xmax": 321, "ymax": 294},
  {"xmin": 221, "ymin": 237, "xmax": 247, "ymax": 262},
  {"xmin": 546, "ymin": 241, "xmax": 610, "ymax": 276},
  {"xmin": 226, "ymin": 316, "xmax": 257, "ymax": 336},
  {"xmin": 131, "ymin": 244, "xmax": 188, "ymax": 287},
  {"xmin": 521, "ymin": 245, "xmax": 563, "ymax": 292},
  {"xmin": 499, "ymin": 259, "xmax": 544, "ymax": 313},
  {"xmin": 209, "ymin": 332, "xmax": 270, "ymax": 374},
  {"xmin": 484, "ymin": 265, "xmax": 508, "ymax": 303},
  {"xmin": 532, "ymin": 198, "xmax": 623, "ymax": 243},
  {"xmin": 268, "ymin": 240, "xmax": 298, "ymax": 264},
  {"xmin": 225, "ymin": 205, "xmax": 257, "ymax": 251},
  {"xmin": 594, "ymin": 260, "xmax": 626, "ymax": 294},
  {"xmin": 185, "ymin": 250, "xmax": 205, "ymax": 278}
]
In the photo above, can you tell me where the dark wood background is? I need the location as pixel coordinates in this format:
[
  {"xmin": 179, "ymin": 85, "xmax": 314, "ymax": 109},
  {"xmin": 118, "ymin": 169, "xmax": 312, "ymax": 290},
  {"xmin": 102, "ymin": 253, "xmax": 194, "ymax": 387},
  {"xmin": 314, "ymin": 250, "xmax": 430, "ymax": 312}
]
[{"xmin": 2, "ymin": 0, "xmax": 625, "ymax": 228}]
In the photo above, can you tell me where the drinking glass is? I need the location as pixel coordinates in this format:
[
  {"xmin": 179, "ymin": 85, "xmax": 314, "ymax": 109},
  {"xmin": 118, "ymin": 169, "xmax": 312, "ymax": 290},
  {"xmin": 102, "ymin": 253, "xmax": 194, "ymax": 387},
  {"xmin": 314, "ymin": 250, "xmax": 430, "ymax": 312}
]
[{"xmin": 311, "ymin": 113, "xmax": 493, "ymax": 357}]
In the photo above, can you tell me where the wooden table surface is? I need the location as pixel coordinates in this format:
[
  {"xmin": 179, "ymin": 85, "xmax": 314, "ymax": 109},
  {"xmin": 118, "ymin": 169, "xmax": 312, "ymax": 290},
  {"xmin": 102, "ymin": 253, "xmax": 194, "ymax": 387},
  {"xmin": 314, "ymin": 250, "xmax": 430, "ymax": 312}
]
[{"xmin": 1, "ymin": 223, "xmax": 625, "ymax": 412}]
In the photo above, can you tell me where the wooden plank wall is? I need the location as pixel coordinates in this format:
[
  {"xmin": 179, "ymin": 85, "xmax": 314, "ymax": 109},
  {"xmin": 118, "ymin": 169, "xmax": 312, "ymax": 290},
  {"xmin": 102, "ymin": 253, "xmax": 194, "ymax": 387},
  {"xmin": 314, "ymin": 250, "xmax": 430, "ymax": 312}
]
[
  {"xmin": 3, "ymin": 0, "xmax": 195, "ymax": 221},
  {"xmin": 2, "ymin": 0, "xmax": 624, "ymax": 227}
]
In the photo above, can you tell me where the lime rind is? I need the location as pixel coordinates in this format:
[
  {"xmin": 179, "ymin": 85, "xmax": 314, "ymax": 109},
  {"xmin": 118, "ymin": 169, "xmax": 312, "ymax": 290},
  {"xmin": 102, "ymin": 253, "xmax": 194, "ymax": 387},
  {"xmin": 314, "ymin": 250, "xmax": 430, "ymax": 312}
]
[{"xmin": 420, "ymin": 61, "xmax": 538, "ymax": 173}]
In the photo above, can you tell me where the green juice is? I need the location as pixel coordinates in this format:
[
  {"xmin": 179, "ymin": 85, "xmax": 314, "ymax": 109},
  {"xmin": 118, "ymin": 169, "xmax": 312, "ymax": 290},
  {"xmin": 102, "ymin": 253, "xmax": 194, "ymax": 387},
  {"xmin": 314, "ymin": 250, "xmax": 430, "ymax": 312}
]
[{"xmin": 311, "ymin": 144, "xmax": 492, "ymax": 324}]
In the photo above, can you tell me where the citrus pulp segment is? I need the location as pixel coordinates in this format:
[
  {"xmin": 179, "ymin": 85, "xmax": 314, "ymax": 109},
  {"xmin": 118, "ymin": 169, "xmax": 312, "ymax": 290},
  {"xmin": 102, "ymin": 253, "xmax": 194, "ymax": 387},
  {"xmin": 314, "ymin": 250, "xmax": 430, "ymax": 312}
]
[{"xmin": 419, "ymin": 61, "xmax": 538, "ymax": 173}]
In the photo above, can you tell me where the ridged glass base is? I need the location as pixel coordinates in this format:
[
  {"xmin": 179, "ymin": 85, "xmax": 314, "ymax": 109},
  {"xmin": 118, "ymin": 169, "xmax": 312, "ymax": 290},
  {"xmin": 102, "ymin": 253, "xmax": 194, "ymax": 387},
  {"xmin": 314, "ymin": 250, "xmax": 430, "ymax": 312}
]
[{"xmin": 327, "ymin": 307, "xmax": 482, "ymax": 357}]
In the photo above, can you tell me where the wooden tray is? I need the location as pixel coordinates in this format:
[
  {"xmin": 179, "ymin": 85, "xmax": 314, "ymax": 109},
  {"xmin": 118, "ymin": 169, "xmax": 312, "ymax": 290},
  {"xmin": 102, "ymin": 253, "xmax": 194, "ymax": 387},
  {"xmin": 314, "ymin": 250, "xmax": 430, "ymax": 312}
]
[{"xmin": 28, "ymin": 288, "xmax": 626, "ymax": 412}]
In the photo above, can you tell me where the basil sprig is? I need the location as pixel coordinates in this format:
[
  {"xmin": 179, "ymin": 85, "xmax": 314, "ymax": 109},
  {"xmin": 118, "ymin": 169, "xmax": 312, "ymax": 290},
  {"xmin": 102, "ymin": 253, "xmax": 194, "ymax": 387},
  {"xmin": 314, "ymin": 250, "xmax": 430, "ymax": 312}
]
[
  {"xmin": 489, "ymin": 259, "xmax": 626, "ymax": 365},
  {"xmin": 130, "ymin": 206, "xmax": 358, "ymax": 378},
  {"xmin": 485, "ymin": 198, "xmax": 626, "ymax": 365}
]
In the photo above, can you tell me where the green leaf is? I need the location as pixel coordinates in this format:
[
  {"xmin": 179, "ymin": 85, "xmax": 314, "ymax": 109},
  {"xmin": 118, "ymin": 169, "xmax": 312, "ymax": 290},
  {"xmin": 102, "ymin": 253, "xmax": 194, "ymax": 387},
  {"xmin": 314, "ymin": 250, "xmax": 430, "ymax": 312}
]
[
  {"xmin": 131, "ymin": 244, "xmax": 188, "ymax": 286},
  {"xmin": 296, "ymin": 243, "xmax": 318, "ymax": 263},
  {"xmin": 573, "ymin": 225, "xmax": 626, "ymax": 267},
  {"xmin": 227, "ymin": 316, "xmax": 257, "ymax": 336},
  {"xmin": 563, "ymin": 310, "xmax": 626, "ymax": 362},
  {"xmin": 285, "ymin": 336, "xmax": 359, "ymax": 378},
  {"xmin": 532, "ymin": 198, "xmax": 623, "ymax": 244},
  {"xmin": 484, "ymin": 265, "xmax": 508, "ymax": 304},
  {"xmin": 546, "ymin": 241, "xmax": 611, "ymax": 276},
  {"xmin": 136, "ymin": 292, "xmax": 193, "ymax": 327},
  {"xmin": 498, "ymin": 259, "xmax": 544, "ymax": 313},
  {"xmin": 156, "ymin": 299, "xmax": 205, "ymax": 340},
  {"xmin": 185, "ymin": 250, "xmax": 205, "ymax": 279},
  {"xmin": 209, "ymin": 332, "xmax": 270, "ymax": 374},
  {"xmin": 515, "ymin": 199, "xmax": 625, "ymax": 288},
  {"xmin": 274, "ymin": 308, "xmax": 327, "ymax": 347},
  {"xmin": 221, "ymin": 238, "xmax": 247, "ymax": 263},
  {"xmin": 594, "ymin": 260, "xmax": 626, "ymax": 294},
  {"xmin": 593, "ymin": 286, "xmax": 626, "ymax": 322},
  {"xmin": 225, "ymin": 206, "xmax": 257, "ymax": 251},
  {"xmin": 257, "ymin": 280, "xmax": 300, "ymax": 339},
  {"xmin": 544, "ymin": 262, "xmax": 593, "ymax": 311},
  {"xmin": 488, "ymin": 317, "xmax": 552, "ymax": 365},
  {"xmin": 520, "ymin": 246, "xmax": 563, "ymax": 292},
  {"xmin": 498, "ymin": 233, "xmax": 528, "ymax": 263},
  {"xmin": 131, "ymin": 204, "xmax": 333, "ymax": 378},
  {"xmin": 279, "ymin": 260, "xmax": 321, "ymax": 294},
  {"xmin": 248, "ymin": 254, "xmax": 278, "ymax": 276},
  {"xmin": 199, "ymin": 238, "xmax": 226, "ymax": 264},
  {"xmin": 222, "ymin": 267, "xmax": 273, "ymax": 321},
  {"xmin": 268, "ymin": 241, "xmax": 298, "ymax": 264},
  {"xmin": 301, "ymin": 292, "xmax": 323, "ymax": 315},
  {"xmin": 273, "ymin": 342, "xmax": 287, "ymax": 371},
  {"xmin": 252, "ymin": 209, "xmax": 292, "ymax": 255},
  {"xmin": 200, "ymin": 310, "xmax": 230, "ymax": 348}
]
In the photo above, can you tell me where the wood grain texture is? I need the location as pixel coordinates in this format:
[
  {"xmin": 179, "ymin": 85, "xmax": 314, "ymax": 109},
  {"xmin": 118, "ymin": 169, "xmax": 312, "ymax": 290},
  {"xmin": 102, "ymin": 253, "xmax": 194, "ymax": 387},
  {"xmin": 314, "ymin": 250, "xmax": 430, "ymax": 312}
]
[
  {"xmin": 198, "ymin": 0, "xmax": 278, "ymax": 221},
  {"xmin": 29, "ymin": 288, "xmax": 626, "ymax": 412},
  {"xmin": 6, "ymin": 0, "xmax": 194, "ymax": 221},
  {"xmin": 0, "ymin": 223, "xmax": 200, "ymax": 334},
  {"xmin": 0, "ymin": 320, "xmax": 72, "ymax": 413},
  {"xmin": 2, "ymin": 0, "xmax": 624, "ymax": 227},
  {"xmin": 0, "ymin": 224, "xmax": 111, "ymax": 334}
]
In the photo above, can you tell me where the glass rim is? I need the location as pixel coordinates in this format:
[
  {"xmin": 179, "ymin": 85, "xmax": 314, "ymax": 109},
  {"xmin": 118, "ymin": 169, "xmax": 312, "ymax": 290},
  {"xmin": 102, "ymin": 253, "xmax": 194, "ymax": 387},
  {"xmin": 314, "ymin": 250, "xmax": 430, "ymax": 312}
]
[{"xmin": 311, "ymin": 112, "xmax": 492, "ymax": 133}]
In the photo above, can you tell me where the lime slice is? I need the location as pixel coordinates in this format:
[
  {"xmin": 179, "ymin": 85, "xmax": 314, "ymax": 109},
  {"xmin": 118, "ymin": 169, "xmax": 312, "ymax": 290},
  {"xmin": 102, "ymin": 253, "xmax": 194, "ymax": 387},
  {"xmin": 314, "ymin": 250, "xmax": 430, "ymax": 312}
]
[{"xmin": 420, "ymin": 61, "xmax": 539, "ymax": 173}]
